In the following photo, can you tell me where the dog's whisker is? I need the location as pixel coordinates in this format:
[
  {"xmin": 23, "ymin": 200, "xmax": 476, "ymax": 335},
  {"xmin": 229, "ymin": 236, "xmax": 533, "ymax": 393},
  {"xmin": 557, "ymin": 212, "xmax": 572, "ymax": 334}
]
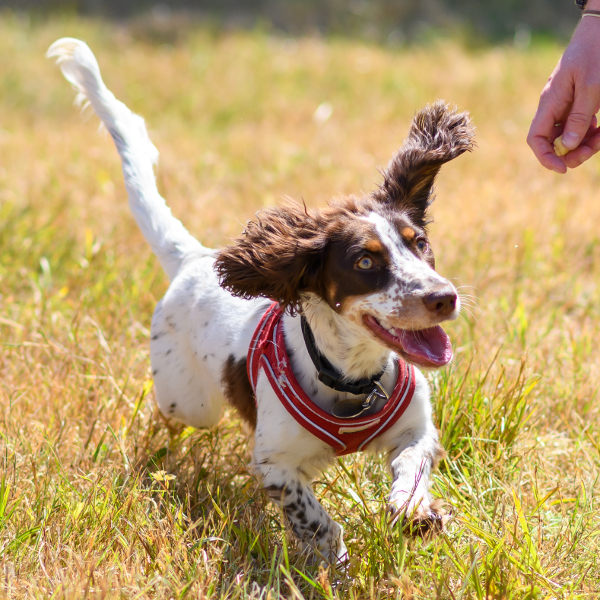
[
  {"xmin": 460, "ymin": 306, "xmax": 478, "ymax": 322},
  {"xmin": 459, "ymin": 299, "xmax": 479, "ymax": 309}
]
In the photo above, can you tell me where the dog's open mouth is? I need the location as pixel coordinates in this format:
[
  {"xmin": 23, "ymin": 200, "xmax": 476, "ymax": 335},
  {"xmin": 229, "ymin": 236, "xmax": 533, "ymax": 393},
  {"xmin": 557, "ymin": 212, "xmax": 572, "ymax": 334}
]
[{"xmin": 363, "ymin": 315, "xmax": 452, "ymax": 368}]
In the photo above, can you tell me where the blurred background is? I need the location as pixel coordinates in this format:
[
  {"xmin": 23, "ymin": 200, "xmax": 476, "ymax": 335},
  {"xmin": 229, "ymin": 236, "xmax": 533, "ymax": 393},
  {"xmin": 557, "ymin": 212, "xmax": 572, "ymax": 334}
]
[
  {"xmin": 0, "ymin": 0, "xmax": 580, "ymax": 44},
  {"xmin": 4, "ymin": 0, "xmax": 600, "ymax": 596}
]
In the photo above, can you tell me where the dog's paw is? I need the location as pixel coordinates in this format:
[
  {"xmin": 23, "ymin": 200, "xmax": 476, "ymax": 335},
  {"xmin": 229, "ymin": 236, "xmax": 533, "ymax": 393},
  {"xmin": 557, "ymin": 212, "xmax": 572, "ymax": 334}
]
[
  {"xmin": 404, "ymin": 501, "xmax": 449, "ymax": 537},
  {"xmin": 388, "ymin": 498, "xmax": 449, "ymax": 537},
  {"xmin": 317, "ymin": 523, "xmax": 349, "ymax": 566},
  {"xmin": 296, "ymin": 519, "xmax": 349, "ymax": 566}
]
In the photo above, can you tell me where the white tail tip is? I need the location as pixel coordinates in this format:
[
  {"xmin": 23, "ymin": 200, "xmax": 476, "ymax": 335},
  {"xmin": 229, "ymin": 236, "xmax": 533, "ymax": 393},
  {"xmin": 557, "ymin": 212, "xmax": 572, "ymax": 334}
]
[{"xmin": 47, "ymin": 38, "xmax": 104, "ymax": 103}]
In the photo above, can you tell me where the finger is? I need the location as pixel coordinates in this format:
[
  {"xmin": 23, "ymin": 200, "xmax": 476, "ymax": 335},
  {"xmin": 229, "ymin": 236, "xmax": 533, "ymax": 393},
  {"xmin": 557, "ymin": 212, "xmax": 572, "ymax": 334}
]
[
  {"xmin": 581, "ymin": 122, "xmax": 600, "ymax": 144},
  {"xmin": 588, "ymin": 129, "xmax": 600, "ymax": 151},
  {"xmin": 528, "ymin": 87, "xmax": 571, "ymax": 173},
  {"xmin": 527, "ymin": 129, "xmax": 568, "ymax": 173},
  {"xmin": 564, "ymin": 145, "xmax": 594, "ymax": 168},
  {"xmin": 552, "ymin": 121, "xmax": 598, "ymax": 145},
  {"xmin": 549, "ymin": 123, "xmax": 564, "ymax": 142},
  {"xmin": 562, "ymin": 91, "xmax": 599, "ymax": 150},
  {"xmin": 564, "ymin": 130, "xmax": 600, "ymax": 168}
]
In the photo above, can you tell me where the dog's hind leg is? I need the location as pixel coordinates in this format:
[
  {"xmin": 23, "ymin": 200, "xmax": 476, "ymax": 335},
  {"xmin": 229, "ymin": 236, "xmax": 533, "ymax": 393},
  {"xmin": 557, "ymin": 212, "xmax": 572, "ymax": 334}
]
[
  {"xmin": 150, "ymin": 298, "xmax": 224, "ymax": 429},
  {"xmin": 48, "ymin": 38, "xmax": 208, "ymax": 282}
]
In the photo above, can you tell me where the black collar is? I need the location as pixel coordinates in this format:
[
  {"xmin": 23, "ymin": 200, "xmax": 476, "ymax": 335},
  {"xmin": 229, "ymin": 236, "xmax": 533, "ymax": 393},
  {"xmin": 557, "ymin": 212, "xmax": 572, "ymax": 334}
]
[{"xmin": 300, "ymin": 315, "xmax": 387, "ymax": 397}]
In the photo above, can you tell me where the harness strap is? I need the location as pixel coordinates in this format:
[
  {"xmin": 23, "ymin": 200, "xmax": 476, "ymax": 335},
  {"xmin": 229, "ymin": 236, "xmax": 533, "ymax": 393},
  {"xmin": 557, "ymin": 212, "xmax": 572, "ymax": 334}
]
[{"xmin": 248, "ymin": 303, "xmax": 416, "ymax": 456}]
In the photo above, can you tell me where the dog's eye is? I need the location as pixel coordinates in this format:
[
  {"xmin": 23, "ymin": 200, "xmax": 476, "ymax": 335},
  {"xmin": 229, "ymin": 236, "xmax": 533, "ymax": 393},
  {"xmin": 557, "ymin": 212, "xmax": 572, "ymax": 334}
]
[
  {"xmin": 416, "ymin": 238, "xmax": 429, "ymax": 253},
  {"xmin": 357, "ymin": 256, "xmax": 374, "ymax": 270}
]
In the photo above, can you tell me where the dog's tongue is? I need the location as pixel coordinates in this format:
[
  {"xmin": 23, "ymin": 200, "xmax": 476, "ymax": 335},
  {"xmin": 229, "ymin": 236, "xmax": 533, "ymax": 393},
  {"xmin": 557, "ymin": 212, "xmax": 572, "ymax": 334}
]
[
  {"xmin": 364, "ymin": 315, "xmax": 453, "ymax": 367},
  {"xmin": 395, "ymin": 326, "xmax": 453, "ymax": 367}
]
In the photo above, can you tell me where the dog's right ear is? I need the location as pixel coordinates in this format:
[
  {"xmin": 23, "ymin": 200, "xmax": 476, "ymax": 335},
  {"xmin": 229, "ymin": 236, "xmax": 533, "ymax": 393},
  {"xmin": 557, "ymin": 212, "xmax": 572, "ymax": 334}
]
[
  {"xmin": 215, "ymin": 202, "xmax": 327, "ymax": 312},
  {"xmin": 373, "ymin": 101, "xmax": 475, "ymax": 229}
]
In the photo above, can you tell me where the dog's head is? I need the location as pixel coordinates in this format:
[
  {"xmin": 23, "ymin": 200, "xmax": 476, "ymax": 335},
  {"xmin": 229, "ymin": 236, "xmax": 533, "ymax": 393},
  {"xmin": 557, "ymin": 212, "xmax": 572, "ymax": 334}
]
[{"xmin": 215, "ymin": 101, "xmax": 474, "ymax": 368}]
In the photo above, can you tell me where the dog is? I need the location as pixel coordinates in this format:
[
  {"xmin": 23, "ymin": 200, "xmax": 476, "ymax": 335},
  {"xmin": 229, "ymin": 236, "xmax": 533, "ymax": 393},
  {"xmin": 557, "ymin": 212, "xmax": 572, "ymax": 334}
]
[{"xmin": 49, "ymin": 38, "xmax": 474, "ymax": 563}]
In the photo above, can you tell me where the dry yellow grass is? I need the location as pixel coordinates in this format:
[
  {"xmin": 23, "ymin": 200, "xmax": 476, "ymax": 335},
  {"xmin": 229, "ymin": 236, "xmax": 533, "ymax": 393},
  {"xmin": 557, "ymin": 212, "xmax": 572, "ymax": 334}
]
[{"xmin": 1, "ymin": 13, "xmax": 600, "ymax": 599}]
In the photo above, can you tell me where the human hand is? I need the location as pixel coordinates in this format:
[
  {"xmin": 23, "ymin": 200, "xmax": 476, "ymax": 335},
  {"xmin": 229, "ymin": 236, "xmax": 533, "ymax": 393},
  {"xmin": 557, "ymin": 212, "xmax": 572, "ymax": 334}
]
[{"xmin": 527, "ymin": 13, "xmax": 600, "ymax": 173}]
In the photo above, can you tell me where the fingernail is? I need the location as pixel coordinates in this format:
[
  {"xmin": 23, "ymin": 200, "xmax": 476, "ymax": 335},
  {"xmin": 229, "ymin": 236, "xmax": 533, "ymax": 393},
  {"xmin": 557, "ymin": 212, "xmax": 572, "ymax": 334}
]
[
  {"xmin": 552, "ymin": 167, "xmax": 564, "ymax": 174},
  {"xmin": 580, "ymin": 153, "xmax": 592, "ymax": 165},
  {"xmin": 595, "ymin": 140, "xmax": 600, "ymax": 152},
  {"xmin": 562, "ymin": 131, "xmax": 580, "ymax": 149}
]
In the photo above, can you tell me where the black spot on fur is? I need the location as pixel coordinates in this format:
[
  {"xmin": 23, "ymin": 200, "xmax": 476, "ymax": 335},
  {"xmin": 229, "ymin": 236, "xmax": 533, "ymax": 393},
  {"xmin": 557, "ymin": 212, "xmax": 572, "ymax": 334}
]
[{"xmin": 308, "ymin": 520, "xmax": 321, "ymax": 533}]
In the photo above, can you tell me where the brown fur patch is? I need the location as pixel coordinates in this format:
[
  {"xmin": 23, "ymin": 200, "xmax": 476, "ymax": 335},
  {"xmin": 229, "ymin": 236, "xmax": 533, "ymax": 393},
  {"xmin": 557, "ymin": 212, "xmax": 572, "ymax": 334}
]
[
  {"xmin": 215, "ymin": 198, "xmax": 388, "ymax": 313},
  {"xmin": 401, "ymin": 227, "xmax": 416, "ymax": 242},
  {"xmin": 372, "ymin": 101, "xmax": 475, "ymax": 230},
  {"xmin": 215, "ymin": 202, "xmax": 327, "ymax": 312},
  {"xmin": 221, "ymin": 355, "xmax": 256, "ymax": 429},
  {"xmin": 214, "ymin": 102, "xmax": 473, "ymax": 312},
  {"xmin": 317, "ymin": 212, "xmax": 392, "ymax": 310},
  {"xmin": 364, "ymin": 239, "xmax": 384, "ymax": 253}
]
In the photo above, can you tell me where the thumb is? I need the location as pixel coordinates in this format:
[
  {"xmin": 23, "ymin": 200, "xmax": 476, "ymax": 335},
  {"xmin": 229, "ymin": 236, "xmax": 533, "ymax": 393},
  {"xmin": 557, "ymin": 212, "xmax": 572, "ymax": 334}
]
[{"xmin": 562, "ymin": 91, "xmax": 598, "ymax": 150}]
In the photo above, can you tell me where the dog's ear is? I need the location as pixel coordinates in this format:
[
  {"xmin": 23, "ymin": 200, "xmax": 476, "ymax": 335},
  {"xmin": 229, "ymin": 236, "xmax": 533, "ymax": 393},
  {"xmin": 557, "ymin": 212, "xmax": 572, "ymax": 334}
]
[
  {"xmin": 215, "ymin": 202, "xmax": 327, "ymax": 312},
  {"xmin": 373, "ymin": 101, "xmax": 475, "ymax": 229}
]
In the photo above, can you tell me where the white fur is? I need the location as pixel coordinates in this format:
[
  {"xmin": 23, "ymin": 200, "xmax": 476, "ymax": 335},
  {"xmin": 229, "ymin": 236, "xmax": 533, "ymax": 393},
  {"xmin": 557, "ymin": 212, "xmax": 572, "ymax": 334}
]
[{"xmin": 50, "ymin": 38, "xmax": 454, "ymax": 563}]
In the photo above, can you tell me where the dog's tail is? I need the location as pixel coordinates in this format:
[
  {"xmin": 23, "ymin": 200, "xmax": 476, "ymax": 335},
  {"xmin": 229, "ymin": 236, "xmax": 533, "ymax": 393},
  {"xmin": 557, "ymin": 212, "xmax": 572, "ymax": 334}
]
[{"xmin": 48, "ymin": 38, "xmax": 207, "ymax": 281}]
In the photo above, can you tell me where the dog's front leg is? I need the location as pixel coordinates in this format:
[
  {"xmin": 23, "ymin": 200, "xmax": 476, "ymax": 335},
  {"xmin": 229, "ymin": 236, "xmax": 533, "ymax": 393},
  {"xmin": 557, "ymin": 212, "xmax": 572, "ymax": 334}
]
[
  {"xmin": 388, "ymin": 425, "xmax": 446, "ymax": 535},
  {"xmin": 253, "ymin": 375, "xmax": 347, "ymax": 563},
  {"xmin": 256, "ymin": 462, "xmax": 348, "ymax": 563}
]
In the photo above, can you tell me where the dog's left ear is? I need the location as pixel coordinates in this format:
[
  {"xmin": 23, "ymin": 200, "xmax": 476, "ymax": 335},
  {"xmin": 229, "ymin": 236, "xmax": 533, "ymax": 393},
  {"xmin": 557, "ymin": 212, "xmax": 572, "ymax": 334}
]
[
  {"xmin": 215, "ymin": 202, "xmax": 327, "ymax": 312},
  {"xmin": 373, "ymin": 101, "xmax": 475, "ymax": 229}
]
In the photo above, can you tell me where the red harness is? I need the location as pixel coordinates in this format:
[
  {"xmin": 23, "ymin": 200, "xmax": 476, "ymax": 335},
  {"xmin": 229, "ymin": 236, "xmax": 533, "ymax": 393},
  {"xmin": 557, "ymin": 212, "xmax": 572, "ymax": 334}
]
[{"xmin": 247, "ymin": 303, "xmax": 416, "ymax": 456}]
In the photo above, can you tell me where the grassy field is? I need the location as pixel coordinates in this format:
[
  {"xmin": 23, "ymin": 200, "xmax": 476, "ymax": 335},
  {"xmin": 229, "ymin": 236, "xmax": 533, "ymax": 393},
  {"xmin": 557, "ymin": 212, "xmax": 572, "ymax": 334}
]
[{"xmin": 1, "ymin": 13, "xmax": 600, "ymax": 599}]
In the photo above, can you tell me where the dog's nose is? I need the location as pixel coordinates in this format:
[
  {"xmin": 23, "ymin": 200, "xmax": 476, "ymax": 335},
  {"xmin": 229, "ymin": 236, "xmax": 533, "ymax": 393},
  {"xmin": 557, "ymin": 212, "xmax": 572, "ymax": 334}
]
[{"xmin": 422, "ymin": 288, "xmax": 457, "ymax": 317}]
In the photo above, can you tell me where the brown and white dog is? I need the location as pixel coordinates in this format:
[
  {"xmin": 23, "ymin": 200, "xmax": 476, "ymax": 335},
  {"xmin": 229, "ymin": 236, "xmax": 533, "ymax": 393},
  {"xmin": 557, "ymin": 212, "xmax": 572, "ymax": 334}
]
[{"xmin": 49, "ymin": 38, "xmax": 474, "ymax": 563}]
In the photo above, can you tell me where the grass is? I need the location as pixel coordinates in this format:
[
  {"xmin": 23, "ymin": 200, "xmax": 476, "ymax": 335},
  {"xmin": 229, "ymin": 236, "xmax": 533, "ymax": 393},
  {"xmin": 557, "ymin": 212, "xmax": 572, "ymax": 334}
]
[{"xmin": 1, "ymin": 13, "xmax": 600, "ymax": 599}]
